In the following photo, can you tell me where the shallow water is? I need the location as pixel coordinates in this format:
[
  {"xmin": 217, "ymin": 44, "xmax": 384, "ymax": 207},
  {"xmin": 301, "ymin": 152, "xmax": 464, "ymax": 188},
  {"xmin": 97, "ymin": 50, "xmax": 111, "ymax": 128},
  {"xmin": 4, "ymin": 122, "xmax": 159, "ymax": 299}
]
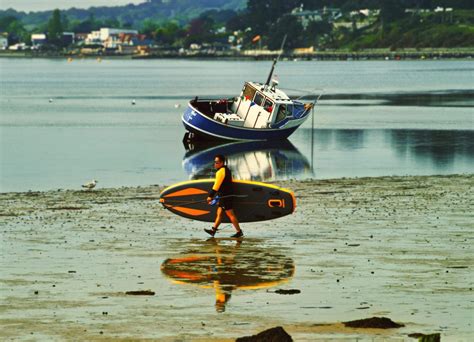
[{"xmin": 0, "ymin": 58, "xmax": 473, "ymax": 192}]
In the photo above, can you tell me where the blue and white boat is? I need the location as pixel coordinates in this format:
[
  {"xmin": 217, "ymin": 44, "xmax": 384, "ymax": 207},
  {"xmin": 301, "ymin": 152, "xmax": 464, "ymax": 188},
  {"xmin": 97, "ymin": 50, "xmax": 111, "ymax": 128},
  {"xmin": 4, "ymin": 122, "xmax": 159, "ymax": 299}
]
[{"xmin": 182, "ymin": 60, "xmax": 319, "ymax": 141}]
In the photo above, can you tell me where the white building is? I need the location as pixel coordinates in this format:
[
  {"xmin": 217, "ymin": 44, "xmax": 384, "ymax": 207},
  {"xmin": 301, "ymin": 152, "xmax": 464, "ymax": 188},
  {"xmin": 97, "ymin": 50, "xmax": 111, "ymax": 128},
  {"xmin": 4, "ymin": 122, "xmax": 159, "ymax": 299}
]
[
  {"xmin": 86, "ymin": 28, "xmax": 138, "ymax": 46},
  {"xmin": 9, "ymin": 43, "xmax": 28, "ymax": 50},
  {"xmin": 86, "ymin": 30, "xmax": 101, "ymax": 44},
  {"xmin": 0, "ymin": 34, "xmax": 8, "ymax": 49}
]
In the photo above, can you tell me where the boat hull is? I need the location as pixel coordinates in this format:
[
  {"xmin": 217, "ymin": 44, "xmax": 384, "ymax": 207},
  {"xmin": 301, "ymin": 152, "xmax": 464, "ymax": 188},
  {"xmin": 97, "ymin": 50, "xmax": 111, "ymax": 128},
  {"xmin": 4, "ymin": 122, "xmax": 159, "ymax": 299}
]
[{"xmin": 182, "ymin": 104, "xmax": 304, "ymax": 141}]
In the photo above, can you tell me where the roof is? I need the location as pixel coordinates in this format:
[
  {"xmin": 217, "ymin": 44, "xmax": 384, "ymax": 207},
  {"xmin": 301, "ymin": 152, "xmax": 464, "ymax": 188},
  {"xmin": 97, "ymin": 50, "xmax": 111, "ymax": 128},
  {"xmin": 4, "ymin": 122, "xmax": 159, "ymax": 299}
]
[{"xmin": 247, "ymin": 82, "xmax": 292, "ymax": 104}]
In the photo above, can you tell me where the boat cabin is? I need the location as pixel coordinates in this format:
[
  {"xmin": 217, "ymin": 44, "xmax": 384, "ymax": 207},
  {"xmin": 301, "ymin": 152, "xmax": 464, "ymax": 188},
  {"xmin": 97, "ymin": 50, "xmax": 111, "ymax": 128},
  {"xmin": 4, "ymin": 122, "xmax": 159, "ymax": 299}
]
[{"xmin": 190, "ymin": 81, "xmax": 308, "ymax": 129}]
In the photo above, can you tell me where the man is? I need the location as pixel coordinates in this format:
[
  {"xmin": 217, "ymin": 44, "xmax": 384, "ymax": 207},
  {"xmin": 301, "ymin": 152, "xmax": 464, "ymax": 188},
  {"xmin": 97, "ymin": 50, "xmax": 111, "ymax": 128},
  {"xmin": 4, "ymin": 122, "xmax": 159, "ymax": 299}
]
[{"xmin": 205, "ymin": 154, "xmax": 243, "ymax": 238}]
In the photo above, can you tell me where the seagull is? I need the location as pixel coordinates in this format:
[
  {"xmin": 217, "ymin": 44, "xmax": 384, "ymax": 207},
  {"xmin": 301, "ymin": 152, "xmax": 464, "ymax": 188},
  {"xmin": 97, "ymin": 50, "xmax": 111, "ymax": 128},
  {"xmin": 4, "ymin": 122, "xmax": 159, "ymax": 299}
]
[
  {"xmin": 49, "ymin": 98, "xmax": 53, "ymax": 103},
  {"xmin": 82, "ymin": 179, "xmax": 98, "ymax": 190},
  {"xmin": 132, "ymin": 99, "xmax": 136, "ymax": 105}
]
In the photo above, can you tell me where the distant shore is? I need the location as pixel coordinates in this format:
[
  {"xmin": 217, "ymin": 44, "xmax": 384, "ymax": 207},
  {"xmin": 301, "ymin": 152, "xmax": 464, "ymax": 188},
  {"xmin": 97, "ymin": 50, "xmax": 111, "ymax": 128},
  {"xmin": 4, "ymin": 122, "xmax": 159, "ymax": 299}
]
[
  {"xmin": 1, "ymin": 47, "xmax": 473, "ymax": 61},
  {"xmin": 1, "ymin": 174, "xmax": 473, "ymax": 340}
]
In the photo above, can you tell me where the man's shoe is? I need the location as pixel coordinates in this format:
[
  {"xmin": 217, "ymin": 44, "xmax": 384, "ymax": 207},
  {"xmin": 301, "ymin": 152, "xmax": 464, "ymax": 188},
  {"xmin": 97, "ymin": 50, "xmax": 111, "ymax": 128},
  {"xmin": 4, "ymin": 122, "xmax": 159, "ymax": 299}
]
[
  {"xmin": 204, "ymin": 228, "xmax": 217, "ymax": 237},
  {"xmin": 230, "ymin": 230, "xmax": 243, "ymax": 238}
]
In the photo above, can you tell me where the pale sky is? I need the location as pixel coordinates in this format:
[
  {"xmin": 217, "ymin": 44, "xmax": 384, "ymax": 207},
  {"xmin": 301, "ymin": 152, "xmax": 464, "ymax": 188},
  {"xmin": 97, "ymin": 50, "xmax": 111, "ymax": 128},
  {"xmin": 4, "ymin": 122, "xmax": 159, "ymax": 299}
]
[{"xmin": 1, "ymin": 1, "xmax": 146, "ymax": 12}]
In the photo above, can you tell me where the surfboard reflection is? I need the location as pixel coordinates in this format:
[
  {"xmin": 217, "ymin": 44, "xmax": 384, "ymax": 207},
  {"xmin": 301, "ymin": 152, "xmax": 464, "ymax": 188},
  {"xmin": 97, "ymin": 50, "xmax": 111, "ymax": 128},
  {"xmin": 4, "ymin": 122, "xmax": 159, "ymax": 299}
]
[
  {"xmin": 161, "ymin": 238, "xmax": 295, "ymax": 313},
  {"xmin": 182, "ymin": 138, "xmax": 312, "ymax": 181}
]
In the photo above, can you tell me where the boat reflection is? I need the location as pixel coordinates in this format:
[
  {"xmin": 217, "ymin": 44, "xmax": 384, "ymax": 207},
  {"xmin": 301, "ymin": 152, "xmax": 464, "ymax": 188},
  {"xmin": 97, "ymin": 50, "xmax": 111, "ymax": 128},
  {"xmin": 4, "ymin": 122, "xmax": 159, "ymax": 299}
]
[
  {"xmin": 161, "ymin": 238, "xmax": 295, "ymax": 313},
  {"xmin": 182, "ymin": 137, "xmax": 312, "ymax": 181}
]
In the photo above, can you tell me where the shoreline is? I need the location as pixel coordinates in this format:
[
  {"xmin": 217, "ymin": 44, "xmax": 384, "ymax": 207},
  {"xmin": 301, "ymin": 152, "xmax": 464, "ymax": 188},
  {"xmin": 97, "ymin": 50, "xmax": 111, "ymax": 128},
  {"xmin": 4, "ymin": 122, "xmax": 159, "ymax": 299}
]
[
  {"xmin": 1, "ymin": 47, "xmax": 474, "ymax": 61},
  {"xmin": 1, "ymin": 174, "xmax": 473, "ymax": 340}
]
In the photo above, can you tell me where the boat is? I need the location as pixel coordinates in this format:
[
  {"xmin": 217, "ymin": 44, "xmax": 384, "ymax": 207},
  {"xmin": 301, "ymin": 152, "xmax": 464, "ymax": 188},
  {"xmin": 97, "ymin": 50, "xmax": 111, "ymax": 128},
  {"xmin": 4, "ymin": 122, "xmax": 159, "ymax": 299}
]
[
  {"xmin": 182, "ymin": 57, "xmax": 319, "ymax": 141},
  {"xmin": 182, "ymin": 138, "xmax": 312, "ymax": 181}
]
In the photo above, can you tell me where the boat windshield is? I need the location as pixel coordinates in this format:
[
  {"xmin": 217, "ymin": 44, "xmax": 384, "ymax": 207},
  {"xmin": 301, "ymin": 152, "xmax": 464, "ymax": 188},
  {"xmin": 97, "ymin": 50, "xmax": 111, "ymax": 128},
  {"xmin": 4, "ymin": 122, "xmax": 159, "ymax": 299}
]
[
  {"xmin": 275, "ymin": 104, "xmax": 290, "ymax": 123},
  {"xmin": 242, "ymin": 84, "xmax": 256, "ymax": 101},
  {"xmin": 275, "ymin": 103, "xmax": 308, "ymax": 122},
  {"xmin": 254, "ymin": 92, "xmax": 265, "ymax": 106}
]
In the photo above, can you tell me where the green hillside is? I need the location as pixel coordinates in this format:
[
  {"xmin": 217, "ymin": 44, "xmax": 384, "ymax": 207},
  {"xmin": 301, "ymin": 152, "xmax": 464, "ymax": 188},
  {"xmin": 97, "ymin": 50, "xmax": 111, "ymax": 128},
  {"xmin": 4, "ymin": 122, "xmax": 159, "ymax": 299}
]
[
  {"xmin": 1, "ymin": 0, "xmax": 473, "ymax": 51},
  {"xmin": 0, "ymin": 0, "xmax": 246, "ymax": 29},
  {"xmin": 339, "ymin": 10, "xmax": 474, "ymax": 49}
]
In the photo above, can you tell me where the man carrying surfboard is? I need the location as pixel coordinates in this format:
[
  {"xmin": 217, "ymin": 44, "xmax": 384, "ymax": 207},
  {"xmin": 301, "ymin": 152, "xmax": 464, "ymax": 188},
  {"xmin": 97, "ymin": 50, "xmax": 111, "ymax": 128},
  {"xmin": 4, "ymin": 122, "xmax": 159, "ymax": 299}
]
[{"xmin": 205, "ymin": 154, "xmax": 243, "ymax": 238}]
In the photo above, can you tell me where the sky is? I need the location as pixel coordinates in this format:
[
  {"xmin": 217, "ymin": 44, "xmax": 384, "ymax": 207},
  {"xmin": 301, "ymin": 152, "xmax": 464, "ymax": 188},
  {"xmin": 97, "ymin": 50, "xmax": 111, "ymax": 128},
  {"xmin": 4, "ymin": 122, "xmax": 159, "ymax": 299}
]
[{"xmin": 1, "ymin": 1, "xmax": 146, "ymax": 12}]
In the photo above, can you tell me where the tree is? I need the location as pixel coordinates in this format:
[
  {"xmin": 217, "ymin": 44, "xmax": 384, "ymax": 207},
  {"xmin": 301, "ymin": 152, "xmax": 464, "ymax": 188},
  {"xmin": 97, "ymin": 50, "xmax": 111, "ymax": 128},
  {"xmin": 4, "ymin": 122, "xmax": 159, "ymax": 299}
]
[
  {"xmin": 185, "ymin": 16, "xmax": 214, "ymax": 46},
  {"xmin": 246, "ymin": 0, "xmax": 301, "ymax": 36},
  {"xmin": 47, "ymin": 9, "xmax": 63, "ymax": 47},
  {"xmin": 0, "ymin": 15, "xmax": 19, "ymax": 31},
  {"xmin": 69, "ymin": 14, "xmax": 96, "ymax": 33},
  {"xmin": 267, "ymin": 15, "xmax": 304, "ymax": 50},
  {"xmin": 380, "ymin": 0, "xmax": 405, "ymax": 23},
  {"xmin": 0, "ymin": 16, "xmax": 28, "ymax": 44},
  {"xmin": 155, "ymin": 21, "xmax": 183, "ymax": 46},
  {"xmin": 141, "ymin": 19, "xmax": 161, "ymax": 37},
  {"xmin": 304, "ymin": 20, "xmax": 333, "ymax": 47}
]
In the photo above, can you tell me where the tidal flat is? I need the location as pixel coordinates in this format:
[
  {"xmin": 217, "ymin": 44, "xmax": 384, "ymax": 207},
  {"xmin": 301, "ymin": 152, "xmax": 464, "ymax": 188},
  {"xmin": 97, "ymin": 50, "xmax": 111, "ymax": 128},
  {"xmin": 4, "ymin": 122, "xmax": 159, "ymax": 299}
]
[{"xmin": 1, "ymin": 174, "xmax": 473, "ymax": 341}]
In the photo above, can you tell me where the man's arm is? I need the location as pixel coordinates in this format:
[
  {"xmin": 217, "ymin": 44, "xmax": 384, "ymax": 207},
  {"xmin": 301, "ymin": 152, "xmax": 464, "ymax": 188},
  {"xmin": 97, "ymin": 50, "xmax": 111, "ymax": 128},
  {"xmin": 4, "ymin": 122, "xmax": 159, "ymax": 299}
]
[{"xmin": 208, "ymin": 168, "xmax": 225, "ymax": 202}]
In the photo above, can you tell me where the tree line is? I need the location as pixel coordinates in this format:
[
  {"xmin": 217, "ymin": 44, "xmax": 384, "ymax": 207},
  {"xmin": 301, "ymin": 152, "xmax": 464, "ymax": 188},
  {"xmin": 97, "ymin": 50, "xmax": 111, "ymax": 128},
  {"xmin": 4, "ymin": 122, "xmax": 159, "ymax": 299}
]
[{"xmin": 1, "ymin": 0, "xmax": 473, "ymax": 50}]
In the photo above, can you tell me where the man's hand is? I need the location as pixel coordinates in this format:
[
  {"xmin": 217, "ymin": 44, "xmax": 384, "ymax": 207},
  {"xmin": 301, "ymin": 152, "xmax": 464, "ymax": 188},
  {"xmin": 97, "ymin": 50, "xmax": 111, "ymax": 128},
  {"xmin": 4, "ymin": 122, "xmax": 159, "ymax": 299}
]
[{"xmin": 207, "ymin": 196, "xmax": 212, "ymax": 204}]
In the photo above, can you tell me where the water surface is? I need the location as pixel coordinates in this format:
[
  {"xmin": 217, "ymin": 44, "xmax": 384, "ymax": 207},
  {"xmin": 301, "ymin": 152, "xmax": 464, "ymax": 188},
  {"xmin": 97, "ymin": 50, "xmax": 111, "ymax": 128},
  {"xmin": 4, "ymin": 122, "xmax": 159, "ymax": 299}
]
[{"xmin": 1, "ymin": 58, "xmax": 473, "ymax": 192}]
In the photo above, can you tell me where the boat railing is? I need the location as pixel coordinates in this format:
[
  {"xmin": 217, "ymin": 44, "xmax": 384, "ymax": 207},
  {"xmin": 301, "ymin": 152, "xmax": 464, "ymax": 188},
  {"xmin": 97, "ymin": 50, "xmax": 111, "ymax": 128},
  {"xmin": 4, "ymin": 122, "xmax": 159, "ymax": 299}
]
[{"xmin": 191, "ymin": 97, "xmax": 237, "ymax": 117}]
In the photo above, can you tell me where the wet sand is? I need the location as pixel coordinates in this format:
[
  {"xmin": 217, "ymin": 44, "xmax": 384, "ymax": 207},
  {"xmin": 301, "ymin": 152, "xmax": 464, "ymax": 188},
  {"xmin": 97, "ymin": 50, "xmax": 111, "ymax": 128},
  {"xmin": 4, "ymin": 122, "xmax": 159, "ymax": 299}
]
[{"xmin": 1, "ymin": 175, "xmax": 473, "ymax": 341}]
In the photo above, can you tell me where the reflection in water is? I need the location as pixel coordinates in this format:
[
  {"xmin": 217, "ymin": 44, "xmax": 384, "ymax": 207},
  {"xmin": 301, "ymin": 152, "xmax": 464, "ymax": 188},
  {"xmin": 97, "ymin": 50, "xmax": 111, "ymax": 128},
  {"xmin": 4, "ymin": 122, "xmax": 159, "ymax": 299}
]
[
  {"xmin": 297, "ymin": 128, "xmax": 367, "ymax": 151},
  {"xmin": 320, "ymin": 89, "xmax": 474, "ymax": 107},
  {"xmin": 161, "ymin": 238, "xmax": 294, "ymax": 312},
  {"xmin": 390, "ymin": 130, "xmax": 474, "ymax": 169},
  {"xmin": 182, "ymin": 138, "xmax": 312, "ymax": 181},
  {"xmin": 293, "ymin": 128, "xmax": 474, "ymax": 177},
  {"xmin": 335, "ymin": 130, "xmax": 365, "ymax": 150},
  {"xmin": 182, "ymin": 129, "xmax": 474, "ymax": 182}
]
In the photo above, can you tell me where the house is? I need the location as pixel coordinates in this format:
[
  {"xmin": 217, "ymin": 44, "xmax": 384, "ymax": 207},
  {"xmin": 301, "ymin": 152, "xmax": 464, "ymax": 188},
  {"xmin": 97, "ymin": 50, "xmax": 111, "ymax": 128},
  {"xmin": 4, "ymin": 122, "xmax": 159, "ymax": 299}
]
[
  {"xmin": 85, "ymin": 30, "xmax": 101, "ymax": 44},
  {"xmin": 0, "ymin": 32, "xmax": 8, "ymax": 49},
  {"xmin": 86, "ymin": 28, "xmax": 139, "ymax": 47},
  {"xmin": 8, "ymin": 43, "xmax": 28, "ymax": 50},
  {"xmin": 290, "ymin": 5, "xmax": 342, "ymax": 28},
  {"xmin": 75, "ymin": 33, "xmax": 88, "ymax": 41},
  {"xmin": 31, "ymin": 33, "xmax": 47, "ymax": 48},
  {"xmin": 322, "ymin": 7, "xmax": 343, "ymax": 21},
  {"xmin": 434, "ymin": 7, "xmax": 453, "ymax": 13},
  {"xmin": 62, "ymin": 32, "xmax": 75, "ymax": 46},
  {"xmin": 291, "ymin": 6, "xmax": 323, "ymax": 29}
]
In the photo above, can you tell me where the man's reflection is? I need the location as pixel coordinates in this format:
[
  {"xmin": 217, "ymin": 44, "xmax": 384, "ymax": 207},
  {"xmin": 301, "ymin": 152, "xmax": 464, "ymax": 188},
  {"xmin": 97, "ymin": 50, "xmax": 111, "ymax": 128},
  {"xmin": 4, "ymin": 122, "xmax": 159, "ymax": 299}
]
[{"xmin": 161, "ymin": 238, "xmax": 294, "ymax": 312}]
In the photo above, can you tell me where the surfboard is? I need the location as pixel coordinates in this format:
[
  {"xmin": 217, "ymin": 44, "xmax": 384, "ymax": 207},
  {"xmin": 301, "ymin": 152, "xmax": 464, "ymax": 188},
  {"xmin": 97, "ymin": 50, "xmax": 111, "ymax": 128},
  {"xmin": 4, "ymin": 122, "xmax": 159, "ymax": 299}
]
[{"xmin": 159, "ymin": 179, "xmax": 296, "ymax": 223}]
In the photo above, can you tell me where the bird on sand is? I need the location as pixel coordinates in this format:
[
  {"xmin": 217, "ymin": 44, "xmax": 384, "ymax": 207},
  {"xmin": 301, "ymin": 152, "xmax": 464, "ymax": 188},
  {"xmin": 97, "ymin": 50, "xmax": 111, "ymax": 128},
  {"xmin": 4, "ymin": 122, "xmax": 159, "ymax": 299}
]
[{"xmin": 82, "ymin": 179, "xmax": 98, "ymax": 190}]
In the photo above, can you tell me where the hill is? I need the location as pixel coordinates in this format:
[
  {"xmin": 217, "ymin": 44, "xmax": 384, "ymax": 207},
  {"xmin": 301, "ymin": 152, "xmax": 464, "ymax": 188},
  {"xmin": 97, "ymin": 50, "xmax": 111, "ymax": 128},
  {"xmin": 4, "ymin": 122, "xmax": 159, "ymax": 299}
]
[{"xmin": 0, "ymin": 0, "xmax": 246, "ymax": 29}]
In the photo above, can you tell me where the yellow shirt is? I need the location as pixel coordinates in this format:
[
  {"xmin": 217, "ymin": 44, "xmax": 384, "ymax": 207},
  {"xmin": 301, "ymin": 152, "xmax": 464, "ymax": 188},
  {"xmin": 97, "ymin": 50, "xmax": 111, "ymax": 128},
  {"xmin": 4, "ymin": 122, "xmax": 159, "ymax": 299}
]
[{"xmin": 212, "ymin": 167, "xmax": 226, "ymax": 192}]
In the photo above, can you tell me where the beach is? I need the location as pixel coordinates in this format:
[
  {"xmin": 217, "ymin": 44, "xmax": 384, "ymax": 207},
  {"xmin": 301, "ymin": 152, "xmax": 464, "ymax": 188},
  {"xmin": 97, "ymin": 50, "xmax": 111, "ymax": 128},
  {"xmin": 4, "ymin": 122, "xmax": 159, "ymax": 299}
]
[{"xmin": 1, "ymin": 174, "xmax": 472, "ymax": 341}]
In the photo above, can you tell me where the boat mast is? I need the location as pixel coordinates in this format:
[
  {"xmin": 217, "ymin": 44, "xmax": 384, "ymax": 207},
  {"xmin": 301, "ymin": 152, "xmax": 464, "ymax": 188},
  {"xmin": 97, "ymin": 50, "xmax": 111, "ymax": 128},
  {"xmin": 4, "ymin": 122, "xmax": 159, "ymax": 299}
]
[{"xmin": 264, "ymin": 35, "xmax": 287, "ymax": 87}]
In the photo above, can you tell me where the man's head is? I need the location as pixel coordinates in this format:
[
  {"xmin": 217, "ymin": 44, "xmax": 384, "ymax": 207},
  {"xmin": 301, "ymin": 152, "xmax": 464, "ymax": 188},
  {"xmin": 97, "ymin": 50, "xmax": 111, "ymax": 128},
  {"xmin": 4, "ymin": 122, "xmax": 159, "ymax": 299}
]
[{"xmin": 214, "ymin": 154, "xmax": 226, "ymax": 169}]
